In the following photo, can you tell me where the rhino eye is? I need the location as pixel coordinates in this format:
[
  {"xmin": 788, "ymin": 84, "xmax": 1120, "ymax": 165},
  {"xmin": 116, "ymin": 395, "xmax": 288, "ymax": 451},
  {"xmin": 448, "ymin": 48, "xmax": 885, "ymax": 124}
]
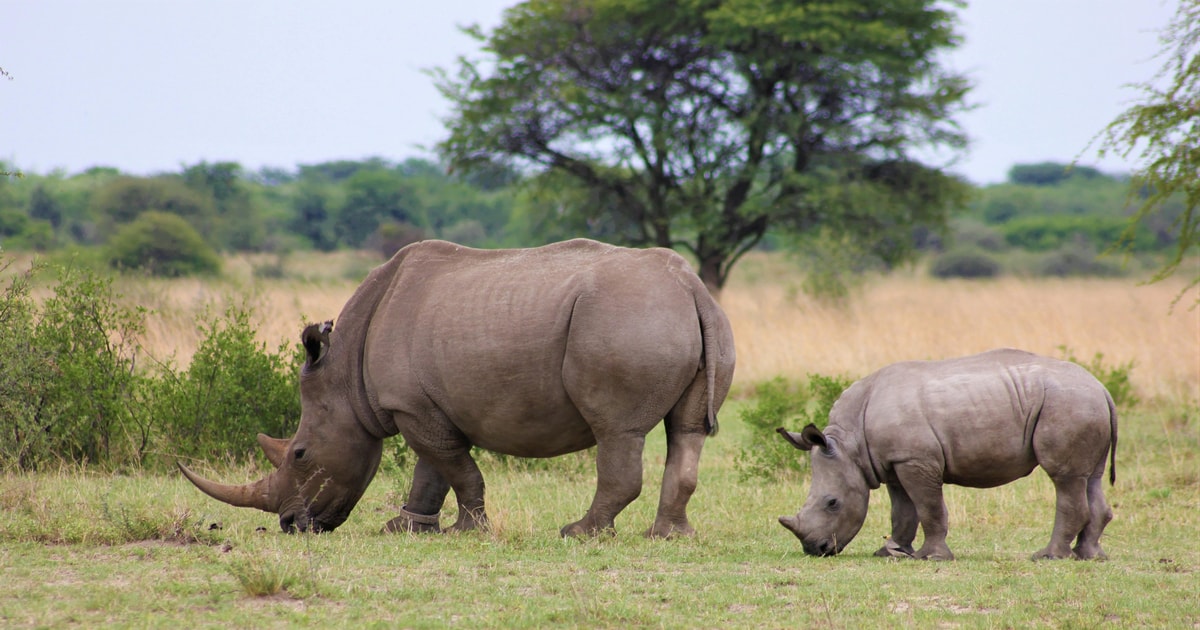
[
  {"xmin": 824, "ymin": 497, "xmax": 840, "ymax": 512},
  {"xmin": 294, "ymin": 448, "xmax": 306, "ymax": 461}
]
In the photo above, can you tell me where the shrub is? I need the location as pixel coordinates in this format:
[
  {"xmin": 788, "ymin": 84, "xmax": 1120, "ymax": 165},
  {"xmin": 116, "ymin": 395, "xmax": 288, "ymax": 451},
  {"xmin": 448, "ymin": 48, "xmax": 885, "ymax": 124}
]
[
  {"xmin": 151, "ymin": 304, "xmax": 303, "ymax": 464},
  {"xmin": 107, "ymin": 211, "xmax": 221, "ymax": 277},
  {"xmin": 734, "ymin": 374, "xmax": 854, "ymax": 482},
  {"xmin": 0, "ymin": 259, "xmax": 150, "ymax": 470},
  {"xmin": 1033, "ymin": 240, "xmax": 1125, "ymax": 277},
  {"xmin": 929, "ymin": 247, "xmax": 1002, "ymax": 279},
  {"xmin": 1058, "ymin": 345, "xmax": 1139, "ymax": 409}
]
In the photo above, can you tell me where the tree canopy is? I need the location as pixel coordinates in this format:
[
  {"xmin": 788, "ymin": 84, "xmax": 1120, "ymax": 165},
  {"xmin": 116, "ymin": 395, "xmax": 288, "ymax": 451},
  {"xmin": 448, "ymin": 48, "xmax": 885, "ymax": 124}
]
[
  {"xmin": 1091, "ymin": 0, "xmax": 1200, "ymax": 300},
  {"xmin": 437, "ymin": 0, "xmax": 973, "ymax": 292}
]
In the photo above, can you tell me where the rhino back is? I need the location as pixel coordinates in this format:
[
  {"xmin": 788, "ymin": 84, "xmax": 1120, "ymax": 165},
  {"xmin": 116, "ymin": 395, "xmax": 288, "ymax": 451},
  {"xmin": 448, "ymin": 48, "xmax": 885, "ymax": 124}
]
[
  {"xmin": 361, "ymin": 240, "xmax": 709, "ymax": 456},
  {"xmin": 856, "ymin": 349, "xmax": 1111, "ymax": 488}
]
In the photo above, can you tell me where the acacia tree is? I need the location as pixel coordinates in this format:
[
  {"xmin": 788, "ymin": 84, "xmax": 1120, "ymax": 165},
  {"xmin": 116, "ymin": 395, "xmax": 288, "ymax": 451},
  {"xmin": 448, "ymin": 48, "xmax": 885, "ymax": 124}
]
[
  {"xmin": 1092, "ymin": 0, "xmax": 1200, "ymax": 300},
  {"xmin": 437, "ymin": 0, "xmax": 972, "ymax": 293}
]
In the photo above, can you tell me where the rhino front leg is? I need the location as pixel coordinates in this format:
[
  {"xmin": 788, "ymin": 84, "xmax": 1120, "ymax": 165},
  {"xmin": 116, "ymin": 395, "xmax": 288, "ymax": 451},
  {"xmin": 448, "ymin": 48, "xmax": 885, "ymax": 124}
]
[
  {"xmin": 561, "ymin": 434, "xmax": 645, "ymax": 537},
  {"xmin": 893, "ymin": 463, "xmax": 954, "ymax": 561},
  {"xmin": 438, "ymin": 450, "xmax": 489, "ymax": 532},
  {"xmin": 646, "ymin": 430, "xmax": 705, "ymax": 538},
  {"xmin": 874, "ymin": 482, "xmax": 918, "ymax": 558},
  {"xmin": 1033, "ymin": 475, "xmax": 1090, "ymax": 560},
  {"xmin": 383, "ymin": 456, "xmax": 449, "ymax": 533}
]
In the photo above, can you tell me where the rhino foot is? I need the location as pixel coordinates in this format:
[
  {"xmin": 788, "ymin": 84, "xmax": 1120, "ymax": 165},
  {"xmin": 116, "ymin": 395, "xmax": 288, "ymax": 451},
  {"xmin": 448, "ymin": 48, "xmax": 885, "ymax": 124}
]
[
  {"xmin": 644, "ymin": 520, "xmax": 695, "ymax": 539},
  {"xmin": 874, "ymin": 537, "xmax": 915, "ymax": 559},
  {"xmin": 560, "ymin": 521, "xmax": 616, "ymax": 538},
  {"xmin": 1072, "ymin": 543, "xmax": 1108, "ymax": 561},
  {"xmin": 382, "ymin": 505, "xmax": 442, "ymax": 534},
  {"xmin": 1030, "ymin": 546, "xmax": 1075, "ymax": 561},
  {"xmin": 914, "ymin": 544, "xmax": 955, "ymax": 561}
]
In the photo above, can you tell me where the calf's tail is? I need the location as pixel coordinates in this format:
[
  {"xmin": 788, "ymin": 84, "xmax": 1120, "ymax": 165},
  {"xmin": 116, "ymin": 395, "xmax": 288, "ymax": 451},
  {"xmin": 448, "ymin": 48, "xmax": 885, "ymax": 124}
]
[{"xmin": 1107, "ymin": 392, "xmax": 1118, "ymax": 486}]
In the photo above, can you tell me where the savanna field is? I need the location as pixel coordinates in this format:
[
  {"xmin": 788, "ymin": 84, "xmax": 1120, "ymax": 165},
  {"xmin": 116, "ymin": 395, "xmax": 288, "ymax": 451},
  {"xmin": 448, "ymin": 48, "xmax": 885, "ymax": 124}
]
[{"xmin": 2, "ymin": 251, "xmax": 1198, "ymax": 627}]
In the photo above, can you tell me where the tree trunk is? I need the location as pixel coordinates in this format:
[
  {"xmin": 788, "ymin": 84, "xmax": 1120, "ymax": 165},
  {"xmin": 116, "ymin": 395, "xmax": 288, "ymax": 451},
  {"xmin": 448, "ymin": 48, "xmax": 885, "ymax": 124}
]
[{"xmin": 697, "ymin": 254, "xmax": 724, "ymax": 301}]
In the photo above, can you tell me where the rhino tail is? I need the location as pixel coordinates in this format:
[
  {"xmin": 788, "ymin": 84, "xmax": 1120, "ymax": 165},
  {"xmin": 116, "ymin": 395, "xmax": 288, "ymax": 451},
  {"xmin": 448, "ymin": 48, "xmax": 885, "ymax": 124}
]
[
  {"xmin": 694, "ymin": 290, "xmax": 731, "ymax": 437},
  {"xmin": 1107, "ymin": 391, "xmax": 1118, "ymax": 486}
]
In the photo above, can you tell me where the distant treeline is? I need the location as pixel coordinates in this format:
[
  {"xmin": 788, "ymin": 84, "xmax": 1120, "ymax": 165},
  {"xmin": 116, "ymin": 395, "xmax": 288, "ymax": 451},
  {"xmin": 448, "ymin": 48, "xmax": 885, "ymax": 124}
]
[{"xmin": 0, "ymin": 158, "xmax": 1182, "ymax": 279}]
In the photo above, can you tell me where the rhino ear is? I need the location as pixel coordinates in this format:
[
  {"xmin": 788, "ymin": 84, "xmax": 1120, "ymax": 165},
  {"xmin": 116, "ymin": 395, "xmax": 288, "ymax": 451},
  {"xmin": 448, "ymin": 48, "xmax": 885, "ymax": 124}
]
[
  {"xmin": 777, "ymin": 424, "xmax": 828, "ymax": 451},
  {"xmin": 301, "ymin": 320, "xmax": 334, "ymax": 368}
]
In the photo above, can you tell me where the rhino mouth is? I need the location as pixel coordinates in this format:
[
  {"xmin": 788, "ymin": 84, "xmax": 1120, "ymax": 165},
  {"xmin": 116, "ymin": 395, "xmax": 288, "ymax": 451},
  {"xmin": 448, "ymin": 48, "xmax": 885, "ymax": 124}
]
[
  {"xmin": 778, "ymin": 515, "xmax": 842, "ymax": 556},
  {"xmin": 280, "ymin": 512, "xmax": 339, "ymax": 534},
  {"xmin": 803, "ymin": 539, "xmax": 841, "ymax": 557}
]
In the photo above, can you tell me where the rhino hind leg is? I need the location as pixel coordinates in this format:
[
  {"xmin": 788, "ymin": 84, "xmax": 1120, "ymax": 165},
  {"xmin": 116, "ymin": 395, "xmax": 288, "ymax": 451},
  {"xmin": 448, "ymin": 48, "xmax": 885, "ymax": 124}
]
[
  {"xmin": 646, "ymin": 430, "xmax": 705, "ymax": 538},
  {"xmin": 1032, "ymin": 475, "xmax": 1090, "ymax": 560},
  {"xmin": 561, "ymin": 434, "xmax": 646, "ymax": 537},
  {"xmin": 1072, "ymin": 465, "xmax": 1113, "ymax": 560}
]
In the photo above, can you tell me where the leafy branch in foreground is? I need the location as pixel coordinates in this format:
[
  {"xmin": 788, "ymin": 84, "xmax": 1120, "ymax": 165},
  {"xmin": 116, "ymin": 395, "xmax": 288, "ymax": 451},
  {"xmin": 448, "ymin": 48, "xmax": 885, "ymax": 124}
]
[{"xmin": 1089, "ymin": 0, "xmax": 1200, "ymax": 303}]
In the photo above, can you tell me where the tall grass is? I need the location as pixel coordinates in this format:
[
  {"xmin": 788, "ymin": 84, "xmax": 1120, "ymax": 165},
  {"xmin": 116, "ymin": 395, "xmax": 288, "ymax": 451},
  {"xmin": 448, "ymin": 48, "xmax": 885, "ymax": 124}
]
[
  {"xmin": 106, "ymin": 250, "xmax": 1199, "ymax": 403},
  {"xmin": 723, "ymin": 253, "xmax": 1198, "ymax": 402}
]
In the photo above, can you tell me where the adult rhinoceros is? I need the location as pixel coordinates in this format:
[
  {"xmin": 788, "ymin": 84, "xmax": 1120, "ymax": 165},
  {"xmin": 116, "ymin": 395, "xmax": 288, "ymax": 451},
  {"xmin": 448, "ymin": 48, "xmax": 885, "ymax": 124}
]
[
  {"xmin": 777, "ymin": 348, "xmax": 1117, "ymax": 561},
  {"xmin": 180, "ymin": 238, "xmax": 736, "ymax": 538}
]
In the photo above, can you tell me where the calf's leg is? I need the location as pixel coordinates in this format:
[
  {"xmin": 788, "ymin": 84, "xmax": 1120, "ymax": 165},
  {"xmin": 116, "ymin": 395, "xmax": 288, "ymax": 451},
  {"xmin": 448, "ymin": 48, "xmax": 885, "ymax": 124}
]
[
  {"xmin": 875, "ymin": 482, "xmax": 918, "ymax": 558},
  {"xmin": 893, "ymin": 463, "xmax": 954, "ymax": 560},
  {"xmin": 1032, "ymin": 474, "xmax": 1090, "ymax": 560},
  {"xmin": 1072, "ymin": 457, "xmax": 1112, "ymax": 559}
]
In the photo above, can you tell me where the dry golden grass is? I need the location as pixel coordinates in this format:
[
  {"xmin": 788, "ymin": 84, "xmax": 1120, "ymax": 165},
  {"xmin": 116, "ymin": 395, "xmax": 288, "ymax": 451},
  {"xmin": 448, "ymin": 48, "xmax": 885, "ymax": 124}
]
[
  {"xmin": 22, "ymin": 249, "xmax": 1192, "ymax": 403},
  {"xmin": 724, "ymin": 253, "xmax": 1199, "ymax": 402}
]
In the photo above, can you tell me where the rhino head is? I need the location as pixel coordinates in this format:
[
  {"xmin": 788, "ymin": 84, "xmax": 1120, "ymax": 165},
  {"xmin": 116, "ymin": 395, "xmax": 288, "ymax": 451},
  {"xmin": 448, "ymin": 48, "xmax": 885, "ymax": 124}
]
[
  {"xmin": 776, "ymin": 424, "xmax": 870, "ymax": 556},
  {"xmin": 179, "ymin": 321, "xmax": 383, "ymax": 533}
]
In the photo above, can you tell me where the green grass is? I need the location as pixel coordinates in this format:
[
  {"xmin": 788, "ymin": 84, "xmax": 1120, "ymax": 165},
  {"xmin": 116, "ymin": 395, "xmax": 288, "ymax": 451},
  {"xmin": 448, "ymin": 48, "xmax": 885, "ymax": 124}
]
[{"xmin": 1, "ymin": 399, "xmax": 1197, "ymax": 628}]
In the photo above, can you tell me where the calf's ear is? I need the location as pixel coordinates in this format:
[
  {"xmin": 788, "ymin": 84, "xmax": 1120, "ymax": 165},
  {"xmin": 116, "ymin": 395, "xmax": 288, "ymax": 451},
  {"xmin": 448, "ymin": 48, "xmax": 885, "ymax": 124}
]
[{"xmin": 776, "ymin": 424, "xmax": 828, "ymax": 451}]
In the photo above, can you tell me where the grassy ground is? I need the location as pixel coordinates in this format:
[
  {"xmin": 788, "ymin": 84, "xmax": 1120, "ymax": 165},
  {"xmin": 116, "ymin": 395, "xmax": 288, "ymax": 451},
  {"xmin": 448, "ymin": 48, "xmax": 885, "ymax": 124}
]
[
  {"xmin": 1, "ymin": 251, "xmax": 1197, "ymax": 627},
  {"xmin": 1, "ymin": 398, "xmax": 1197, "ymax": 628}
]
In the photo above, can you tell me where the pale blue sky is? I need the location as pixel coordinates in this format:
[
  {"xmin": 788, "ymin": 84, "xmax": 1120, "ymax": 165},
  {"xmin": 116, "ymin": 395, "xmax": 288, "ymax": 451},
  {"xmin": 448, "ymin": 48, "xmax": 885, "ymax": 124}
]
[{"xmin": 0, "ymin": 1, "xmax": 1177, "ymax": 185}]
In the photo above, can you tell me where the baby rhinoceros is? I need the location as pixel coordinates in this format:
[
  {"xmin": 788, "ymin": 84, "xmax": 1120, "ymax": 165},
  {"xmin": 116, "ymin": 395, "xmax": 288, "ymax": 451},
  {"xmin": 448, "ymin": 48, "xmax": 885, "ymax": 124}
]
[{"xmin": 777, "ymin": 348, "xmax": 1117, "ymax": 561}]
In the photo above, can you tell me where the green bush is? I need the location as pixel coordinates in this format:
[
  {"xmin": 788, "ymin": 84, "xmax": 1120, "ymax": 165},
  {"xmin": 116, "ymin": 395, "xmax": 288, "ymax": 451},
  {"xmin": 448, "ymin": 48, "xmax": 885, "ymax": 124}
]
[
  {"xmin": 0, "ymin": 260, "xmax": 150, "ymax": 470},
  {"xmin": 1058, "ymin": 345, "xmax": 1139, "ymax": 409},
  {"xmin": 929, "ymin": 247, "xmax": 1002, "ymax": 279},
  {"xmin": 1001, "ymin": 215, "xmax": 1157, "ymax": 252},
  {"xmin": 151, "ymin": 304, "xmax": 303, "ymax": 464},
  {"xmin": 734, "ymin": 374, "xmax": 854, "ymax": 482},
  {"xmin": 106, "ymin": 211, "xmax": 221, "ymax": 277},
  {"xmin": 0, "ymin": 256, "xmax": 305, "ymax": 471},
  {"xmin": 1033, "ymin": 240, "xmax": 1125, "ymax": 277}
]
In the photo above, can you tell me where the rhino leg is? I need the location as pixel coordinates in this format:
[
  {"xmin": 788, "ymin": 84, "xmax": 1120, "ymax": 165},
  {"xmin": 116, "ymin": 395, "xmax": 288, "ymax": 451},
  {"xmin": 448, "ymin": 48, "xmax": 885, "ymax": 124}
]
[
  {"xmin": 561, "ymin": 434, "xmax": 645, "ymax": 537},
  {"xmin": 646, "ymin": 429, "xmax": 705, "ymax": 538},
  {"xmin": 439, "ymin": 452, "xmax": 488, "ymax": 532},
  {"xmin": 384, "ymin": 456, "xmax": 449, "ymax": 534},
  {"xmin": 893, "ymin": 463, "xmax": 954, "ymax": 561},
  {"xmin": 1032, "ymin": 474, "xmax": 1090, "ymax": 560},
  {"xmin": 874, "ymin": 482, "xmax": 918, "ymax": 558},
  {"xmin": 1073, "ymin": 467, "xmax": 1113, "ymax": 560}
]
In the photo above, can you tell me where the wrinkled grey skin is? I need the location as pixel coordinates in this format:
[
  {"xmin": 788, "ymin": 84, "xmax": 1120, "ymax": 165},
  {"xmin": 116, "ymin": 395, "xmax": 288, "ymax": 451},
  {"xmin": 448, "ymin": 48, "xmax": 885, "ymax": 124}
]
[
  {"xmin": 778, "ymin": 349, "xmax": 1117, "ymax": 561},
  {"xmin": 180, "ymin": 239, "xmax": 735, "ymax": 538}
]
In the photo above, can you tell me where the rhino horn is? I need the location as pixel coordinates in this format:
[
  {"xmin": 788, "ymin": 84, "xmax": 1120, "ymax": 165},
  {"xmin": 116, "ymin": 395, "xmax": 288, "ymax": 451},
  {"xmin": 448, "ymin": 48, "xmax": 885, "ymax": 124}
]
[
  {"xmin": 256, "ymin": 433, "xmax": 290, "ymax": 468},
  {"xmin": 177, "ymin": 462, "xmax": 274, "ymax": 512}
]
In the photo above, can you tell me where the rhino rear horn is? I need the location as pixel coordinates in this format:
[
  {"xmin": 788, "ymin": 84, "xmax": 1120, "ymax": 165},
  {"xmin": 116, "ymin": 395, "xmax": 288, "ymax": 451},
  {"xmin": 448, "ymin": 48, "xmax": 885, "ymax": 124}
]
[
  {"xmin": 257, "ymin": 434, "xmax": 290, "ymax": 468},
  {"xmin": 177, "ymin": 462, "xmax": 274, "ymax": 512}
]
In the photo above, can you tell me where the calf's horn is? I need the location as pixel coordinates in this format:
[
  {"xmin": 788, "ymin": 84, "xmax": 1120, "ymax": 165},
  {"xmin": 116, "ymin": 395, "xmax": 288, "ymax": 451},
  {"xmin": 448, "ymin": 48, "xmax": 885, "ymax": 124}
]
[{"xmin": 177, "ymin": 463, "xmax": 274, "ymax": 512}]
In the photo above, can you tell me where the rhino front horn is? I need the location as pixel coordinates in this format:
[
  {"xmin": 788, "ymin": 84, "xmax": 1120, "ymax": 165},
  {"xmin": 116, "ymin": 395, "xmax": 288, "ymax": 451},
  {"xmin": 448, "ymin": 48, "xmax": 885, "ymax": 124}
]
[{"xmin": 177, "ymin": 462, "xmax": 274, "ymax": 512}]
